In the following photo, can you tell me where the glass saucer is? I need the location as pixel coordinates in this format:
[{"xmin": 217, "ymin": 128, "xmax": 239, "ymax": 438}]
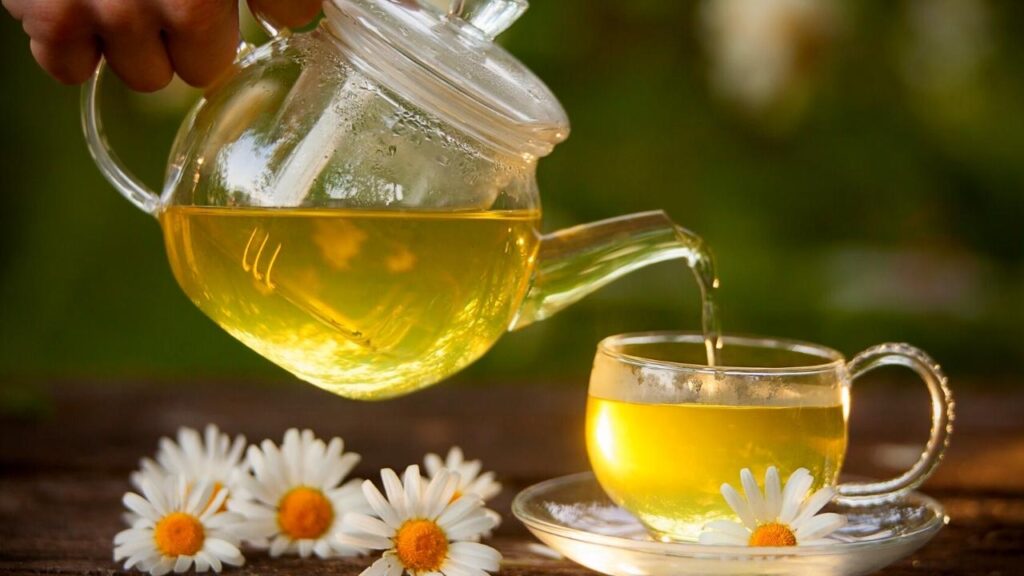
[{"xmin": 512, "ymin": 472, "xmax": 947, "ymax": 576}]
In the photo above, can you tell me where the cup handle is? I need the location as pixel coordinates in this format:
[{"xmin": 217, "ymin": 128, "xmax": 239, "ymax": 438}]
[
  {"xmin": 80, "ymin": 8, "xmax": 285, "ymax": 215},
  {"xmin": 835, "ymin": 343, "xmax": 955, "ymax": 506}
]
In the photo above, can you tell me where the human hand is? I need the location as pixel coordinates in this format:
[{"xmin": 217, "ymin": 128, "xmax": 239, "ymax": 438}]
[{"xmin": 2, "ymin": 0, "xmax": 321, "ymax": 91}]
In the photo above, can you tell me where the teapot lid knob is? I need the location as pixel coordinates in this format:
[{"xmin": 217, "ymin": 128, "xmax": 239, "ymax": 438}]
[{"xmin": 448, "ymin": 0, "xmax": 528, "ymax": 40}]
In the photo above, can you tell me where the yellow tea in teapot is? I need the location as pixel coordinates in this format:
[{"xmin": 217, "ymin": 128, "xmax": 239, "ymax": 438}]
[
  {"xmin": 586, "ymin": 397, "xmax": 846, "ymax": 540},
  {"xmin": 160, "ymin": 206, "xmax": 539, "ymax": 399}
]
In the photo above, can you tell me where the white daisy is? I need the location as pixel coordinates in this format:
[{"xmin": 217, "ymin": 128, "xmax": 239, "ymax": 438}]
[
  {"xmin": 699, "ymin": 467, "xmax": 847, "ymax": 547},
  {"xmin": 424, "ymin": 447, "xmax": 502, "ymax": 502},
  {"xmin": 424, "ymin": 447, "xmax": 502, "ymax": 537},
  {"xmin": 228, "ymin": 428, "xmax": 371, "ymax": 558},
  {"xmin": 114, "ymin": 475, "xmax": 244, "ymax": 575},
  {"xmin": 338, "ymin": 465, "xmax": 502, "ymax": 576},
  {"xmin": 130, "ymin": 424, "xmax": 247, "ymax": 510}
]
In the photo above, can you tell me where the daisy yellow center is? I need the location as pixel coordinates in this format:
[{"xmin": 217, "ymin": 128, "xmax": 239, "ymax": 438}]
[
  {"xmin": 748, "ymin": 522, "xmax": 797, "ymax": 547},
  {"xmin": 277, "ymin": 487, "xmax": 334, "ymax": 540},
  {"xmin": 395, "ymin": 519, "xmax": 449, "ymax": 572},
  {"xmin": 154, "ymin": 512, "xmax": 205, "ymax": 557}
]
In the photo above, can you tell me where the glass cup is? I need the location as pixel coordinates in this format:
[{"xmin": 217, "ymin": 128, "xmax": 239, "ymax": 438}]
[{"xmin": 585, "ymin": 332, "xmax": 953, "ymax": 542}]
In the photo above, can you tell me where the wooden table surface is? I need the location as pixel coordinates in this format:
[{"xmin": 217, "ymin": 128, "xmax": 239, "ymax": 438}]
[{"xmin": 1, "ymin": 380, "xmax": 1022, "ymax": 575}]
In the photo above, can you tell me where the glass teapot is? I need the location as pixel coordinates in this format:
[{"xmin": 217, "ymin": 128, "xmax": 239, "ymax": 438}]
[{"xmin": 81, "ymin": 0, "xmax": 716, "ymax": 400}]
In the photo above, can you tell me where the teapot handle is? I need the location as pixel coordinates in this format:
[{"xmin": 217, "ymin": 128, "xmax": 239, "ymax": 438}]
[
  {"xmin": 80, "ymin": 10, "xmax": 284, "ymax": 216},
  {"xmin": 80, "ymin": 62, "xmax": 162, "ymax": 215}
]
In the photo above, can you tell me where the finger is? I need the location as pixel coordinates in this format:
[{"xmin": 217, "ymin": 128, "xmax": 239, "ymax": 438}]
[
  {"xmin": 101, "ymin": 31, "xmax": 174, "ymax": 92},
  {"xmin": 22, "ymin": 0, "xmax": 101, "ymax": 84},
  {"xmin": 96, "ymin": 4, "xmax": 173, "ymax": 92},
  {"xmin": 3, "ymin": 0, "xmax": 26, "ymax": 21},
  {"xmin": 160, "ymin": 0, "xmax": 238, "ymax": 87},
  {"xmin": 29, "ymin": 36, "xmax": 101, "ymax": 84},
  {"xmin": 247, "ymin": 0, "xmax": 320, "ymax": 30},
  {"xmin": 19, "ymin": 0, "xmax": 90, "ymax": 44}
]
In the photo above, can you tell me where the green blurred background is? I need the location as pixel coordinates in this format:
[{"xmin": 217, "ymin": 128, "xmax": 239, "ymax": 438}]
[{"xmin": 1, "ymin": 0, "xmax": 1022, "ymax": 402}]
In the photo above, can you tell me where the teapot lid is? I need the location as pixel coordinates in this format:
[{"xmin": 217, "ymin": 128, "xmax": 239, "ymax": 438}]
[{"xmin": 323, "ymin": 0, "xmax": 569, "ymax": 159}]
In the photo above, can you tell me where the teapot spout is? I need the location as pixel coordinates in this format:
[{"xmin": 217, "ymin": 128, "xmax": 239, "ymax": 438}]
[{"xmin": 510, "ymin": 211, "xmax": 719, "ymax": 331}]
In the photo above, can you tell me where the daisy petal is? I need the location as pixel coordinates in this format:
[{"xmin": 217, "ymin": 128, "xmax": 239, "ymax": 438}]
[
  {"xmin": 223, "ymin": 549, "xmax": 244, "ymax": 568},
  {"xmin": 362, "ymin": 557, "xmax": 391, "ymax": 576},
  {"xmin": 140, "ymin": 477, "xmax": 169, "ymax": 516},
  {"xmin": 256, "ymin": 441, "xmax": 288, "ymax": 496},
  {"xmin": 204, "ymin": 537, "xmax": 241, "ymax": 558},
  {"xmin": 226, "ymin": 499, "xmax": 272, "ymax": 518},
  {"xmin": 740, "ymin": 468, "xmax": 767, "ymax": 523},
  {"xmin": 315, "ymin": 539, "xmax": 335, "ymax": 559},
  {"xmin": 448, "ymin": 447, "xmax": 465, "ymax": 468},
  {"xmin": 174, "ymin": 476, "xmax": 191, "ymax": 509},
  {"xmin": 424, "ymin": 471, "xmax": 458, "ymax": 520},
  {"xmin": 437, "ymin": 495, "xmax": 482, "ymax": 529},
  {"xmin": 363, "ymin": 481, "xmax": 402, "ymax": 528},
  {"xmin": 482, "ymin": 508, "xmax": 502, "ymax": 534},
  {"xmin": 200, "ymin": 488, "xmax": 228, "ymax": 520},
  {"xmin": 441, "ymin": 562, "xmax": 477, "ymax": 576},
  {"xmin": 446, "ymin": 513, "xmax": 497, "ymax": 541},
  {"xmin": 122, "ymin": 550, "xmax": 153, "ymax": 570},
  {"xmin": 114, "ymin": 528, "xmax": 147, "ymax": 546},
  {"xmin": 207, "ymin": 510, "xmax": 242, "ymax": 526},
  {"xmin": 269, "ymin": 535, "xmax": 291, "ymax": 557},
  {"xmin": 702, "ymin": 519, "xmax": 750, "ymax": 538},
  {"xmin": 449, "ymin": 542, "xmax": 501, "ymax": 571},
  {"xmin": 205, "ymin": 551, "xmax": 223, "ymax": 573},
  {"xmin": 303, "ymin": 439, "xmax": 327, "ymax": 487},
  {"xmin": 123, "ymin": 493, "xmax": 159, "ymax": 521},
  {"xmin": 346, "ymin": 512, "xmax": 394, "ymax": 538},
  {"xmin": 699, "ymin": 530, "xmax": 748, "ymax": 546},
  {"xmin": 424, "ymin": 453, "xmax": 443, "ymax": 477},
  {"xmin": 763, "ymin": 466, "xmax": 782, "ymax": 520},
  {"xmin": 336, "ymin": 532, "xmax": 393, "ymax": 550},
  {"xmin": 113, "ymin": 537, "xmax": 152, "ymax": 560},
  {"xmin": 795, "ymin": 512, "xmax": 846, "ymax": 541},
  {"xmin": 152, "ymin": 556, "xmax": 175, "ymax": 576},
  {"xmin": 450, "ymin": 562, "xmax": 492, "ymax": 576},
  {"xmin": 791, "ymin": 486, "xmax": 836, "ymax": 529},
  {"xmin": 779, "ymin": 468, "xmax": 813, "ymax": 524},
  {"xmin": 403, "ymin": 465, "xmax": 424, "ymax": 516},
  {"xmin": 331, "ymin": 452, "xmax": 361, "ymax": 488},
  {"xmin": 720, "ymin": 483, "xmax": 757, "ymax": 530},
  {"xmin": 187, "ymin": 482, "xmax": 214, "ymax": 516},
  {"xmin": 385, "ymin": 555, "xmax": 404, "ymax": 576},
  {"xmin": 460, "ymin": 460, "xmax": 483, "ymax": 485},
  {"xmin": 319, "ymin": 457, "xmax": 346, "ymax": 491},
  {"xmin": 173, "ymin": 555, "xmax": 192, "ymax": 573},
  {"xmin": 238, "ymin": 471, "xmax": 275, "ymax": 506},
  {"xmin": 381, "ymin": 469, "xmax": 408, "ymax": 517},
  {"xmin": 227, "ymin": 435, "xmax": 247, "ymax": 469},
  {"xmin": 466, "ymin": 472, "xmax": 501, "ymax": 501}
]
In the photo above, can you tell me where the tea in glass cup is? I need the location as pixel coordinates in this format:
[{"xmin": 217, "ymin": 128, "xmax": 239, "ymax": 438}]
[{"xmin": 585, "ymin": 332, "xmax": 952, "ymax": 542}]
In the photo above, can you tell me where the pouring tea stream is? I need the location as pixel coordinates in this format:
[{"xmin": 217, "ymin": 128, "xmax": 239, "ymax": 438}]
[{"xmin": 81, "ymin": 0, "xmax": 722, "ymax": 399}]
